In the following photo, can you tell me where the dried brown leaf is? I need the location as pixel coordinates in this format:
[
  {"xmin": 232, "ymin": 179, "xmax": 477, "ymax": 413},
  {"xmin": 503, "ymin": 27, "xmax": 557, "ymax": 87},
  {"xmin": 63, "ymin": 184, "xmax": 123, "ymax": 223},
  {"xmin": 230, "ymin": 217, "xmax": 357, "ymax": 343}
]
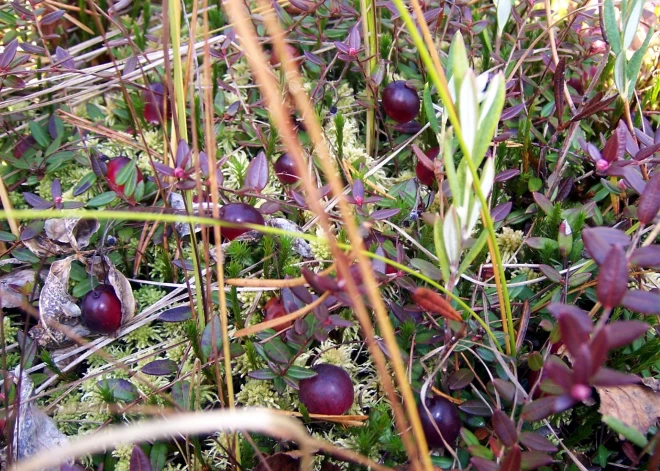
[
  {"xmin": 597, "ymin": 383, "xmax": 660, "ymax": 436},
  {"xmin": 412, "ymin": 287, "xmax": 462, "ymax": 322}
]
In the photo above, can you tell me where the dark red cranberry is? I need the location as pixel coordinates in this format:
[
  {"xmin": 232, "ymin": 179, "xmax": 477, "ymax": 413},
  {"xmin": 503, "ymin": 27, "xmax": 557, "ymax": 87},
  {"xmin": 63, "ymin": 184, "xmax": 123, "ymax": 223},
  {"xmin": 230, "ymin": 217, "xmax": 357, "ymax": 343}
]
[
  {"xmin": 298, "ymin": 364, "xmax": 354, "ymax": 415},
  {"xmin": 81, "ymin": 285, "xmax": 123, "ymax": 335},
  {"xmin": 418, "ymin": 395, "xmax": 461, "ymax": 448},
  {"xmin": 143, "ymin": 82, "xmax": 170, "ymax": 125},
  {"xmin": 218, "ymin": 203, "xmax": 265, "ymax": 241},
  {"xmin": 106, "ymin": 157, "xmax": 144, "ymax": 198},
  {"xmin": 415, "ymin": 147, "xmax": 440, "ymax": 187},
  {"xmin": 274, "ymin": 153, "xmax": 299, "ymax": 185},
  {"xmin": 382, "ymin": 81, "xmax": 420, "ymax": 124},
  {"xmin": 13, "ymin": 136, "xmax": 37, "ymax": 158},
  {"xmin": 264, "ymin": 297, "xmax": 292, "ymax": 332}
]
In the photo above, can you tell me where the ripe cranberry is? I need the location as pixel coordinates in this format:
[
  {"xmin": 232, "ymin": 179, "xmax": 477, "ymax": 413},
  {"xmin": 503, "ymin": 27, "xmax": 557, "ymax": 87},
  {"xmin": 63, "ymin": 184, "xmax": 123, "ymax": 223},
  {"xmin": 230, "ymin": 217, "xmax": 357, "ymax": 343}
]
[
  {"xmin": 418, "ymin": 395, "xmax": 461, "ymax": 448},
  {"xmin": 269, "ymin": 44, "xmax": 300, "ymax": 67},
  {"xmin": 143, "ymin": 82, "xmax": 170, "ymax": 125},
  {"xmin": 415, "ymin": 147, "xmax": 440, "ymax": 187},
  {"xmin": 106, "ymin": 157, "xmax": 144, "ymax": 199},
  {"xmin": 298, "ymin": 364, "xmax": 354, "ymax": 415},
  {"xmin": 81, "ymin": 285, "xmax": 123, "ymax": 335},
  {"xmin": 264, "ymin": 297, "xmax": 292, "ymax": 332},
  {"xmin": 218, "ymin": 203, "xmax": 265, "ymax": 241},
  {"xmin": 274, "ymin": 153, "xmax": 299, "ymax": 185},
  {"xmin": 382, "ymin": 81, "xmax": 420, "ymax": 124}
]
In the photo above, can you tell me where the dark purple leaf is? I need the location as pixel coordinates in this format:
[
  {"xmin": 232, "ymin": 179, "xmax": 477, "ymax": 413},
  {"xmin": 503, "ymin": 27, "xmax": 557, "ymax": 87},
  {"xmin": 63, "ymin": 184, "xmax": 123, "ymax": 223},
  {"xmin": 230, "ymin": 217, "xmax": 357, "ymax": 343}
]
[
  {"xmin": 501, "ymin": 103, "xmax": 525, "ymax": 121},
  {"xmin": 553, "ymin": 58, "xmax": 566, "ymax": 126},
  {"xmin": 539, "ymin": 264, "xmax": 562, "ymax": 283},
  {"xmin": 596, "ymin": 244, "xmax": 628, "ymax": 309},
  {"xmin": 20, "ymin": 220, "xmax": 44, "ymax": 241},
  {"xmin": 601, "ymin": 121, "xmax": 626, "ymax": 162},
  {"xmin": 348, "ymin": 23, "xmax": 361, "ymax": 51},
  {"xmin": 470, "ymin": 458, "xmax": 498, "ymax": 471},
  {"xmin": 291, "ymin": 190, "xmax": 306, "ymax": 208},
  {"xmin": 22, "ymin": 192, "xmax": 53, "ymax": 210},
  {"xmin": 493, "ymin": 378, "xmax": 523, "ymax": 405},
  {"xmin": 590, "ymin": 329, "xmax": 610, "ymax": 372},
  {"xmin": 352, "ymin": 179, "xmax": 364, "ymax": 205},
  {"xmin": 448, "ymin": 368, "xmax": 474, "ymax": 390},
  {"xmin": 51, "ymin": 178, "xmax": 62, "ymax": 199},
  {"xmin": 154, "ymin": 163, "xmax": 175, "ymax": 177},
  {"xmin": 634, "ymin": 142, "xmax": 660, "ymax": 161},
  {"xmin": 549, "ymin": 304, "xmax": 592, "ymax": 357},
  {"xmin": 523, "ymin": 395, "xmax": 576, "ymax": 422},
  {"xmin": 141, "ymin": 359, "xmax": 178, "ymax": 376},
  {"xmin": 97, "ymin": 378, "xmax": 138, "ymax": 402},
  {"xmin": 521, "ymin": 451, "xmax": 553, "ymax": 470},
  {"xmin": 621, "ymin": 290, "xmax": 660, "ymax": 315},
  {"xmin": 591, "ymin": 367, "xmax": 639, "ymax": 386},
  {"xmin": 259, "ymin": 201, "xmax": 281, "ymax": 215},
  {"xmin": 581, "ymin": 227, "xmax": 610, "ymax": 265},
  {"xmin": 54, "ymin": 46, "xmax": 74, "ymax": 69},
  {"xmin": 458, "ymin": 399, "xmax": 492, "ymax": 417},
  {"xmin": 492, "ymin": 410, "xmax": 517, "ymax": 447},
  {"xmin": 0, "ymin": 39, "xmax": 18, "ymax": 69},
  {"xmin": 637, "ymin": 171, "xmax": 660, "ymax": 225},
  {"xmin": 556, "ymin": 176, "xmax": 574, "ymax": 202},
  {"xmin": 175, "ymin": 140, "xmax": 190, "ymax": 169},
  {"xmin": 303, "ymin": 50, "xmax": 324, "ymax": 66},
  {"xmin": 501, "ymin": 446, "xmax": 522, "ymax": 471},
  {"xmin": 579, "ymin": 137, "xmax": 602, "ymax": 163},
  {"xmin": 48, "ymin": 114, "xmax": 59, "ymax": 139},
  {"xmin": 130, "ymin": 445, "xmax": 153, "ymax": 471},
  {"xmin": 491, "ymin": 202, "xmax": 512, "ymax": 222},
  {"xmin": 607, "ymin": 164, "xmax": 646, "ymax": 195},
  {"xmin": 158, "ymin": 305, "xmax": 192, "ymax": 322},
  {"xmin": 373, "ymin": 245, "xmax": 386, "ymax": 274},
  {"xmin": 60, "ymin": 465, "xmax": 86, "ymax": 471},
  {"xmin": 248, "ymin": 368, "xmax": 277, "ymax": 380},
  {"xmin": 123, "ymin": 56, "xmax": 137, "ymax": 77},
  {"xmin": 570, "ymin": 93, "xmax": 618, "ymax": 124},
  {"xmin": 602, "ymin": 321, "xmax": 648, "ymax": 350},
  {"xmin": 244, "ymin": 151, "xmax": 268, "ymax": 192},
  {"xmin": 518, "ymin": 432, "xmax": 558, "ymax": 452},
  {"xmin": 533, "ymin": 192, "xmax": 553, "ymax": 215},
  {"xmin": 630, "ymin": 246, "xmax": 660, "ymax": 268},
  {"xmin": 495, "ymin": 169, "xmax": 521, "ymax": 183},
  {"xmin": 370, "ymin": 208, "xmax": 401, "ymax": 220},
  {"xmin": 20, "ymin": 43, "xmax": 46, "ymax": 55},
  {"xmin": 394, "ymin": 121, "xmax": 423, "ymax": 134},
  {"xmin": 334, "ymin": 41, "xmax": 350, "ymax": 54},
  {"xmin": 41, "ymin": 9, "xmax": 66, "ymax": 25},
  {"xmin": 543, "ymin": 356, "xmax": 573, "ymax": 392},
  {"xmin": 525, "ymin": 237, "xmax": 556, "ymax": 250}
]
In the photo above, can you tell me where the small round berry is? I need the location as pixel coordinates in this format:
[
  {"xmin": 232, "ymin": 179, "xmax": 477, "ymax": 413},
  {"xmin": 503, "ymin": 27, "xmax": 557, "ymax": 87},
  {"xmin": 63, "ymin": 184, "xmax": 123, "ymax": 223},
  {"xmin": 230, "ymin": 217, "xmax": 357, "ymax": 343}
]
[
  {"xmin": 415, "ymin": 147, "xmax": 440, "ymax": 187},
  {"xmin": 298, "ymin": 364, "xmax": 354, "ymax": 415},
  {"xmin": 143, "ymin": 82, "xmax": 169, "ymax": 125},
  {"xmin": 382, "ymin": 81, "xmax": 420, "ymax": 124},
  {"xmin": 81, "ymin": 285, "xmax": 123, "ymax": 335},
  {"xmin": 105, "ymin": 157, "xmax": 144, "ymax": 198},
  {"xmin": 218, "ymin": 203, "xmax": 265, "ymax": 241},
  {"xmin": 274, "ymin": 153, "xmax": 299, "ymax": 185},
  {"xmin": 418, "ymin": 395, "xmax": 461, "ymax": 448}
]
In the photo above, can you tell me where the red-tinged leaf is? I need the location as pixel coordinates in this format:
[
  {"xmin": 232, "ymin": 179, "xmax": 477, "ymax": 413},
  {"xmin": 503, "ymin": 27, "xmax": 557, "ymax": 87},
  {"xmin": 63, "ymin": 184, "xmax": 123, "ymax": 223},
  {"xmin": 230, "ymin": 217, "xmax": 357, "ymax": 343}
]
[
  {"xmin": 303, "ymin": 50, "xmax": 324, "ymax": 66},
  {"xmin": 51, "ymin": 178, "xmax": 62, "ymax": 199},
  {"xmin": 412, "ymin": 287, "xmax": 462, "ymax": 322},
  {"xmin": 539, "ymin": 265, "xmax": 562, "ymax": 283},
  {"xmin": 501, "ymin": 446, "xmax": 522, "ymax": 471},
  {"xmin": 532, "ymin": 192, "xmax": 553, "ymax": 215},
  {"xmin": 634, "ymin": 142, "xmax": 660, "ymax": 161},
  {"xmin": 260, "ymin": 201, "xmax": 281, "ymax": 214},
  {"xmin": 547, "ymin": 303, "xmax": 593, "ymax": 332},
  {"xmin": 553, "ymin": 58, "xmax": 566, "ymax": 126},
  {"xmin": 543, "ymin": 356, "xmax": 573, "ymax": 392},
  {"xmin": 581, "ymin": 228, "xmax": 610, "ymax": 265},
  {"xmin": 20, "ymin": 220, "xmax": 44, "ymax": 241},
  {"xmin": 412, "ymin": 144, "xmax": 434, "ymax": 171},
  {"xmin": 130, "ymin": 445, "xmax": 153, "ymax": 471},
  {"xmin": 141, "ymin": 359, "xmax": 178, "ymax": 376},
  {"xmin": 602, "ymin": 321, "xmax": 649, "ymax": 350},
  {"xmin": 579, "ymin": 137, "xmax": 603, "ymax": 162},
  {"xmin": 334, "ymin": 41, "xmax": 350, "ymax": 54},
  {"xmin": 394, "ymin": 121, "xmax": 423, "ymax": 134},
  {"xmin": 495, "ymin": 169, "xmax": 521, "ymax": 183},
  {"xmin": 621, "ymin": 290, "xmax": 660, "ymax": 315},
  {"xmin": 348, "ymin": 23, "xmax": 361, "ymax": 51},
  {"xmin": 175, "ymin": 140, "xmax": 190, "ymax": 169},
  {"xmin": 591, "ymin": 367, "xmax": 639, "ymax": 386},
  {"xmin": 638, "ymin": 171, "xmax": 660, "ymax": 225},
  {"xmin": 607, "ymin": 164, "xmax": 646, "ymax": 195},
  {"xmin": 22, "ymin": 192, "xmax": 53, "ymax": 210},
  {"xmin": 0, "ymin": 39, "xmax": 18, "ymax": 69},
  {"xmin": 248, "ymin": 368, "xmax": 277, "ymax": 380},
  {"xmin": 630, "ymin": 246, "xmax": 660, "ymax": 268},
  {"xmin": 244, "ymin": 151, "xmax": 268, "ymax": 192},
  {"xmin": 590, "ymin": 329, "xmax": 609, "ymax": 372},
  {"xmin": 597, "ymin": 244, "xmax": 628, "ymax": 309},
  {"xmin": 492, "ymin": 378, "xmax": 523, "ymax": 405},
  {"xmin": 491, "ymin": 202, "xmax": 512, "ymax": 222},
  {"xmin": 525, "ymin": 237, "xmax": 556, "ymax": 250},
  {"xmin": 602, "ymin": 121, "xmax": 626, "ymax": 162},
  {"xmin": 471, "ymin": 457, "xmax": 499, "ymax": 471},
  {"xmin": 521, "ymin": 451, "xmax": 553, "ymax": 470},
  {"xmin": 492, "ymin": 410, "xmax": 517, "ymax": 447},
  {"xmin": 587, "ymin": 227, "xmax": 631, "ymax": 245},
  {"xmin": 522, "ymin": 396, "xmax": 561, "ymax": 422},
  {"xmin": 569, "ymin": 93, "xmax": 618, "ymax": 123},
  {"xmin": 459, "ymin": 399, "xmax": 493, "ymax": 417},
  {"xmin": 501, "ymin": 103, "xmax": 525, "ymax": 121},
  {"xmin": 571, "ymin": 343, "xmax": 593, "ymax": 385},
  {"xmin": 518, "ymin": 432, "xmax": 558, "ymax": 452},
  {"xmin": 41, "ymin": 9, "xmax": 66, "ymax": 25},
  {"xmin": 448, "ymin": 368, "xmax": 474, "ymax": 390}
]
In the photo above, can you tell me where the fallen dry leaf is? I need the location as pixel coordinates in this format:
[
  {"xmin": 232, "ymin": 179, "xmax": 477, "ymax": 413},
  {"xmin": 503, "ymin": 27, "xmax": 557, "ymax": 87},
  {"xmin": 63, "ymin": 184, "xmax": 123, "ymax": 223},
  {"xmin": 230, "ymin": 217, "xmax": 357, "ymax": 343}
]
[{"xmin": 597, "ymin": 383, "xmax": 660, "ymax": 436}]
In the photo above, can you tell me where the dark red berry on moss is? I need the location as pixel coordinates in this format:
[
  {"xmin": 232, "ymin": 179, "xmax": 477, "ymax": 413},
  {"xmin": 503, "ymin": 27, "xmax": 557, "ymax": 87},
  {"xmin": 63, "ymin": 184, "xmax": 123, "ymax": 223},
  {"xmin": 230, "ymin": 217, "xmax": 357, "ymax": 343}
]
[
  {"xmin": 106, "ymin": 157, "xmax": 144, "ymax": 198},
  {"xmin": 144, "ymin": 82, "xmax": 169, "ymax": 125},
  {"xmin": 418, "ymin": 395, "xmax": 461, "ymax": 448},
  {"xmin": 274, "ymin": 153, "xmax": 299, "ymax": 185},
  {"xmin": 264, "ymin": 297, "xmax": 292, "ymax": 332},
  {"xmin": 298, "ymin": 364, "xmax": 354, "ymax": 415},
  {"xmin": 416, "ymin": 147, "xmax": 440, "ymax": 187},
  {"xmin": 81, "ymin": 285, "xmax": 123, "ymax": 335},
  {"xmin": 218, "ymin": 203, "xmax": 265, "ymax": 241},
  {"xmin": 382, "ymin": 81, "xmax": 420, "ymax": 124}
]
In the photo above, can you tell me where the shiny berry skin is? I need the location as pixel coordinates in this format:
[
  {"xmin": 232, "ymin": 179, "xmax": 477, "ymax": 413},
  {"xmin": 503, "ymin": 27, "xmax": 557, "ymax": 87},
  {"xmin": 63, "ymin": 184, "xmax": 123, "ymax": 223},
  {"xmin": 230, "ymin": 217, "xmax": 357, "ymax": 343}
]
[
  {"xmin": 418, "ymin": 395, "xmax": 461, "ymax": 448},
  {"xmin": 415, "ymin": 147, "xmax": 440, "ymax": 187},
  {"xmin": 106, "ymin": 157, "xmax": 144, "ymax": 198},
  {"xmin": 298, "ymin": 364, "xmax": 354, "ymax": 415},
  {"xmin": 81, "ymin": 285, "xmax": 123, "ymax": 335},
  {"xmin": 264, "ymin": 297, "xmax": 292, "ymax": 332},
  {"xmin": 218, "ymin": 203, "xmax": 265, "ymax": 241},
  {"xmin": 143, "ymin": 82, "xmax": 169, "ymax": 125},
  {"xmin": 382, "ymin": 81, "xmax": 420, "ymax": 124},
  {"xmin": 274, "ymin": 153, "xmax": 299, "ymax": 185}
]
